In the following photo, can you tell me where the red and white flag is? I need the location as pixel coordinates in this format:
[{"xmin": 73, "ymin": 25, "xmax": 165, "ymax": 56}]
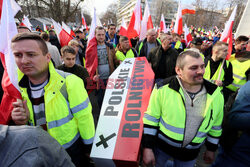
[
  {"xmin": 127, "ymin": 0, "xmax": 142, "ymax": 39},
  {"xmin": 0, "ymin": 0, "xmax": 22, "ymax": 124},
  {"xmin": 0, "ymin": 0, "xmax": 20, "ymax": 24},
  {"xmin": 51, "ymin": 19, "xmax": 73, "ymax": 47},
  {"xmin": 85, "ymin": 8, "xmax": 98, "ymax": 80},
  {"xmin": 62, "ymin": 21, "xmax": 75, "ymax": 37},
  {"xmin": 184, "ymin": 24, "xmax": 193, "ymax": 46},
  {"xmin": 119, "ymin": 17, "xmax": 127, "ymax": 37},
  {"xmin": 140, "ymin": 0, "xmax": 153, "ymax": 40},
  {"xmin": 220, "ymin": 6, "xmax": 237, "ymax": 60},
  {"xmin": 81, "ymin": 11, "xmax": 89, "ymax": 31},
  {"xmin": 20, "ymin": 15, "xmax": 32, "ymax": 31},
  {"xmin": 159, "ymin": 14, "xmax": 168, "ymax": 33},
  {"xmin": 181, "ymin": 4, "xmax": 196, "ymax": 15},
  {"xmin": 173, "ymin": 3, "xmax": 183, "ymax": 35}
]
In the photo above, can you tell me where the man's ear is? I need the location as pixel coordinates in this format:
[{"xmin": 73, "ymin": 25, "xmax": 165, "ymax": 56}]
[
  {"xmin": 175, "ymin": 66, "xmax": 181, "ymax": 76},
  {"xmin": 46, "ymin": 53, "xmax": 51, "ymax": 63}
]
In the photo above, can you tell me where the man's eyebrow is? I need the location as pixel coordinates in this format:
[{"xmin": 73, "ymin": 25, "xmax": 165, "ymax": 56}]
[{"xmin": 13, "ymin": 51, "xmax": 37, "ymax": 54}]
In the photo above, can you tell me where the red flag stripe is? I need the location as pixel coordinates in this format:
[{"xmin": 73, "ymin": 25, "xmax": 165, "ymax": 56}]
[
  {"xmin": 182, "ymin": 9, "xmax": 195, "ymax": 15},
  {"xmin": 0, "ymin": 0, "xmax": 3, "ymax": 21},
  {"xmin": 58, "ymin": 29, "xmax": 73, "ymax": 47},
  {"xmin": 147, "ymin": 15, "xmax": 153, "ymax": 30},
  {"xmin": 119, "ymin": 26, "xmax": 127, "ymax": 37},
  {"xmin": 85, "ymin": 38, "xmax": 98, "ymax": 79}
]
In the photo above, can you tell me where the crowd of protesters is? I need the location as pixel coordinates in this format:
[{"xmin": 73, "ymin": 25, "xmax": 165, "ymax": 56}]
[{"xmin": 0, "ymin": 22, "xmax": 249, "ymax": 167}]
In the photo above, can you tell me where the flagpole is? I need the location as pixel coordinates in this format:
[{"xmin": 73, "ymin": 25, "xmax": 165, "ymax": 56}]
[{"xmin": 217, "ymin": 58, "xmax": 225, "ymax": 81}]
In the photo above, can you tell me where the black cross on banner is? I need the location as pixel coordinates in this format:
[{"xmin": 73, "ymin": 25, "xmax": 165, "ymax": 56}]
[
  {"xmin": 124, "ymin": 60, "xmax": 132, "ymax": 64},
  {"xmin": 96, "ymin": 133, "xmax": 116, "ymax": 149}
]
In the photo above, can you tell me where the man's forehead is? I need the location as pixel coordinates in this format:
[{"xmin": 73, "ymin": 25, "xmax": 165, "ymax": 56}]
[
  {"xmin": 96, "ymin": 29, "xmax": 105, "ymax": 34},
  {"xmin": 148, "ymin": 32, "xmax": 156, "ymax": 36},
  {"xmin": 186, "ymin": 56, "xmax": 203, "ymax": 65},
  {"xmin": 109, "ymin": 26, "xmax": 116, "ymax": 29},
  {"xmin": 64, "ymin": 53, "xmax": 76, "ymax": 57},
  {"xmin": 12, "ymin": 39, "xmax": 40, "ymax": 48}
]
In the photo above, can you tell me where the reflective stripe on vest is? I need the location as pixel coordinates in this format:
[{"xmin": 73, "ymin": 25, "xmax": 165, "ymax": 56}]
[
  {"xmin": 116, "ymin": 49, "xmax": 135, "ymax": 61},
  {"xmin": 160, "ymin": 117, "xmax": 207, "ymax": 138},
  {"xmin": 204, "ymin": 60, "xmax": 229, "ymax": 82},
  {"xmin": 62, "ymin": 132, "xmax": 80, "ymax": 149},
  {"xmin": 158, "ymin": 133, "xmax": 205, "ymax": 149},
  {"xmin": 82, "ymin": 136, "xmax": 95, "ymax": 145},
  {"xmin": 227, "ymin": 59, "xmax": 250, "ymax": 91},
  {"xmin": 143, "ymin": 84, "xmax": 223, "ymax": 147},
  {"xmin": 144, "ymin": 127, "xmax": 158, "ymax": 135}
]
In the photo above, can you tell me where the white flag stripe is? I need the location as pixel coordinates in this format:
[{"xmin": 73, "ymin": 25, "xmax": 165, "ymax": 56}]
[
  {"xmin": 62, "ymin": 22, "xmax": 71, "ymax": 35},
  {"xmin": 0, "ymin": 0, "xmax": 20, "ymax": 91},
  {"xmin": 87, "ymin": 8, "xmax": 97, "ymax": 44}
]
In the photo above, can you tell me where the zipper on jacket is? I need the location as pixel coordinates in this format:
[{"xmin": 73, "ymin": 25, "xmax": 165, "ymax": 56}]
[{"xmin": 205, "ymin": 110, "xmax": 213, "ymax": 130}]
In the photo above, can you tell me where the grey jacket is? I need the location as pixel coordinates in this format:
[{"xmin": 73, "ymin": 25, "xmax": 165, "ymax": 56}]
[{"xmin": 0, "ymin": 125, "xmax": 75, "ymax": 167}]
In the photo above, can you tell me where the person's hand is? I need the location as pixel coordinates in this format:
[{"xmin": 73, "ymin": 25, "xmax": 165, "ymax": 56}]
[
  {"xmin": 93, "ymin": 74, "xmax": 100, "ymax": 82},
  {"xmin": 79, "ymin": 43, "xmax": 84, "ymax": 49},
  {"xmin": 143, "ymin": 148, "xmax": 155, "ymax": 167},
  {"xmin": 11, "ymin": 99, "xmax": 30, "ymax": 125},
  {"xmin": 215, "ymin": 80, "xmax": 223, "ymax": 86},
  {"xmin": 203, "ymin": 150, "xmax": 215, "ymax": 164}
]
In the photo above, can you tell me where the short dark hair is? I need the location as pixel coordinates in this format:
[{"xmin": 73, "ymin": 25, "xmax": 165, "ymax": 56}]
[
  {"xmin": 11, "ymin": 33, "xmax": 48, "ymax": 55},
  {"xmin": 40, "ymin": 32, "xmax": 49, "ymax": 41},
  {"xmin": 119, "ymin": 36, "xmax": 129, "ymax": 43},
  {"xmin": 17, "ymin": 26, "xmax": 31, "ymax": 32},
  {"xmin": 236, "ymin": 35, "xmax": 249, "ymax": 44},
  {"xmin": 108, "ymin": 23, "xmax": 116, "ymax": 29},
  {"xmin": 176, "ymin": 50, "xmax": 201, "ymax": 69},
  {"xmin": 95, "ymin": 26, "xmax": 105, "ymax": 34},
  {"xmin": 75, "ymin": 30, "xmax": 83, "ymax": 34},
  {"xmin": 61, "ymin": 46, "xmax": 76, "ymax": 56}
]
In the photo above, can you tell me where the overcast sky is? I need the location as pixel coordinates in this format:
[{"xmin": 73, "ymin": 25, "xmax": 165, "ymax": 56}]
[{"xmin": 81, "ymin": 0, "xmax": 231, "ymax": 16}]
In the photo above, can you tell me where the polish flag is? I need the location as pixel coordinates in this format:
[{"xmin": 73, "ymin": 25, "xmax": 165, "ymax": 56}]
[
  {"xmin": 81, "ymin": 11, "xmax": 89, "ymax": 31},
  {"xmin": 159, "ymin": 14, "xmax": 168, "ymax": 33},
  {"xmin": 184, "ymin": 24, "xmax": 192, "ymax": 46},
  {"xmin": 20, "ymin": 15, "xmax": 32, "ymax": 31},
  {"xmin": 181, "ymin": 4, "xmax": 196, "ymax": 15},
  {"xmin": 85, "ymin": 8, "xmax": 98, "ymax": 80},
  {"xmin": 220, "ymin": 6, "xmax": 237, "ymax": 60},
  {"xmin": 0, "ymin": 0, "xmax": 22, "ymax": 124},
  {"xmin": 0, "ymin": 0, "xmax": 21, "ymax": 24},
  {"xmin": 62, "ymin": 21, "xmax": 75, "ymax": 37},
  {"xmin": 119, "ymin": 17, "xmax": 127, "ymax": 37},
  {"xmin": 127, "ymin": 0, "xmax": 142, "ymax": 39},
  {"xmin": 51, "ymin": 19, "xmax": 73, "ymax": 47},
  {"xmin": 173, "ymin": 3, "xmax": 183, "ymax": 35},
  {"xmin": 140, "ymin": 0, "xmax": 153, "ymax": 40}
]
